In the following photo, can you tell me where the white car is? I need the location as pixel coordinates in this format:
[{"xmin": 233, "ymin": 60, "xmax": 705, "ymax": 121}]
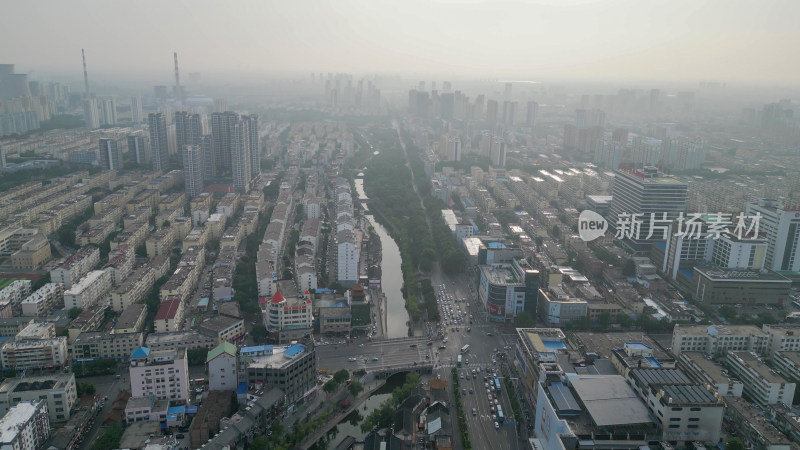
[{"xmin": 348, "ymin": 357, "xmax": 357, "ymax": 362}]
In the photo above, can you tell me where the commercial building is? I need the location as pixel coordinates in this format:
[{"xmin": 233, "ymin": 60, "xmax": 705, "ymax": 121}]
[
  {"xmin": 478, "ymin": 258, "xmax": 539, "ymax": 322},
  {"xmin": 129, "ymin": 347, "xmax": 189, "ymax": 402},
  {"xmin": 692, "ymin": 266, "xmax": 792, "ymax": 307},
  {"xmin": 746, "ymin": 199, "xmax": 800, "ymax": 272},
  {"xmin": 0, "ymin": 400, "xmax": 50, "ymax": 450},
  {"xmin": 244, "ymin": 344, "xmax": 315, "ymax": 405},
  {"xmin": 671, "ymin": 324, "xmax": 768, "ymax": 357},
  {"xmin": 0, "ymin": 374, "xmax": 77, "ymax": 423},
  {"xmin": 70, "ymin": 331, "xmax": 144, "ymax": 361},
  {"xmin": 124, "ymin": 396, "xmax": 169, "ymax": 424},
  {"xmin": 606, "ymin": 166, "xmax": 687, "ymax": 254},
  {"xmin": 63, "ymin": 269, "xmax": 112, "ymax": 310},
  {"xmin": 262, "ymin": 291, "xmax": 312, "ymax": 344},
  {"xmin": 676, "ymin": 352, "xmax": 744, "ymax": 397},
  {"xmin": 726, "ymin": 351, "xmax": 796, "ymax": 406}
]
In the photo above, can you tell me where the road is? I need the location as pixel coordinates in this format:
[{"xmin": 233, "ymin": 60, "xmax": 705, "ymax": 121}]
[{"xmin": 315, "ymin": 336, "xmax": 434, "ymax": 374}]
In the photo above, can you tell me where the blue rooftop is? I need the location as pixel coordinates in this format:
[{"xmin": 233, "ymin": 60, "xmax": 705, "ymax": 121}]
[
  {"xmin": 237, "ymin": 382, "xmax": 248, "ymax": 394},
  {"xmin": 333, "ymin": 301, "xmax": 348, "ymax": 307},
  {"xmin": 645, "ymin": 356, "xmax": 662, "ymax": 368},
  {"xmin": 241, "ymin": 345, "xmax": 273, "ymax": 354},
  {"xmin": 315, "ymin": 288, "xmax": 335, "ymax": 294},
  {"xmin": 679, "ymin": 269, "xmax": 694, "ymax": 278},
  {"xmin": 168, "ymin": 406, "xmax": 185, "ymax": 414},
  {"xmin": 131, "ymin": 347, "xmax": 150, "ymax": 359},
  {"xmin": 625, "ymin": 342, "xmax": 652, "ymax": 350},
  {"xmin": 488, "ymin": 242, "xmax": 507, "ymax": 249},
  {"xmin": 284, "ymin": 344, "xmax": 304, "ymax": 358},
  {"xmin": 197, "ymin": 298, "xmax": 209, "ymax": 307},
  {"xmin": 543, "ymin": 341, "xmax": 566, "ymax": 350},
  {"xmin": 185, "ymin": 406, "xmax": 198, "ymax": 414}
]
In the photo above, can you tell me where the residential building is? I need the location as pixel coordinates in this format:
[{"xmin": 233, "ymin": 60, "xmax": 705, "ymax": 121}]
[
  {"xmin": 49, "ymin": 247, "xmax": 100, "ymax": 289},
  {"xmin": 677, "ymin": 352, "xmax": 743, "ymax": 397},
  {"xmin": 10, "ymin": 234, "xmax": 51, "ymax": 270},
  {"xmin": 336, "ymin": 229, "xmax": 358, "ymax": 288},
  {"xmin": 206, "ymin": 342, "xmax": 238, "ymax": 391},
  {"xmin": 0, "ymin": 280, "xmax": 31, "ymax": 318},
  {"xmin": 0, "ymin": 336, "xmax": 67, "ymax": 370},
  {"xmin": 154, "ymin": 297, "xmax": 184, "ymax": 333},
  {"xmin": 124, "ymin": 396, "xmax": 169, "ymax": 424},
  {"xmin": 20, "ymin": 283, "xmax": 64, "ymax": 317},
  {"xmin": 63, "ymin": 269, "xmax": 112, "ymax": 310},
  {"xmin": 772, "ymin": 351, "xmax": 800, "ymax": 384},
  {"xmin": 127, "ymin": 135, "xmax": 148, "ymax": 164},
  {"xmin": 198, "ymin": 315, "xmax": 244, "ymax": 346},
  {"xmin": 182, "ymin": 144, "xmax": 204, "ymax": 198},
  {"xmin": 726, "ymin": 351, "xmax": 796, "ymax": 406},
  {"xmin": 113, "ymin": 304, "xmax": 147, "ymax": 334},
  {"xmin": 0, "ymin": 400, "xmax": 50, "ymax": 450},
  {"xmin": 145, "ymin": 331, "xmax": 215, "ymax": 352},
  {"xmin": 723, "ymin": 395, "xmax": 792, "ymax": 450},
  {"xmin": 231, "ymin": 119, "xmax": 251, "ymax": 193},
  {"xmin": 148, "ymin": 112, "xmax": 168, "ymax": 171},
  {"xmin": 0, "ymin": 374, "xmax": 76, "ymax": 423},
  {"xmin": 99, "ymin": 138, "xmax": 122, "ymax": 171},
  {"xmin": 129, "ymin": 347, "xmax": 189, "ymax": 402},
  {"xmin": 110, "ymin": 266, "xmax": 155, "ymax": 312},
  {"xmin": 71, "ymin": 331, "xmax": 144, "ymax": 361}
]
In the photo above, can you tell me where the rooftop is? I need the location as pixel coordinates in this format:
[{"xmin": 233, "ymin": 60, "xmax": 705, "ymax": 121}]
[
  {"xmin": 0, "ymin": 373, "xmax": 74, "ymax": 395},
  {"xmin": 674, "ymin": 324, "xmax": 765, "ymax": 337},
  {"xmin": 630, "ymin": 368, "xmax": 692, "ymax": 388},
  {"xmin": 680, "ymin": 352, "xmax": 737, "ymax": 385},
  {"xmin": 570, "ymin": 376, "xmax": 652, "ymax": 427},
  {"xmin": 247, "ymin": 344, "xmax": 309, "ymax": 370},
  {"xmin": 730, "ymin": 351, "xmax": 788, "ymax": 384},
  {"xmin": 723, "ymin": 396, "xmax": 791, "ymax": 445},
  {"xmin": 154, "ymin": 298, "xmax": 182, "ymax": 321},
  {"xmin": 0, "ymin": 402, "xmax": 42, "ymax": 442},
  {"xmin": 658, "ymin": 384, "xmax": 719, "ymax": 405}
]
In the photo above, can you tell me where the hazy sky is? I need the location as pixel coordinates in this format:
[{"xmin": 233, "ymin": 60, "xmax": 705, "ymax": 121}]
[{"xmin": 3, "ymin": 0, "xmax": 799, "ymax": 85}]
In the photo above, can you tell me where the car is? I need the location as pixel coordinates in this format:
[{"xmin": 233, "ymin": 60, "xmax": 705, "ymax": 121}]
[
  {"xmin": 463, "ymin": 388, "xmax": 467, "ymax": 395},
  {"xmin": 495, "ymin": 421, "xmax": 500, "ymax": 429},
  {"xmin": 495, "ymin": 399, "xmax": 500, "ymax": 405},
  {"xmin": 472, "ymin": 408, "xmax": 477, "ymax": 416},
  {"xmin": 488, "ymin": 394, "xmax": 492, "ymax": 401},
  {"xmin": 492, "ymin": 393, "xmax": 497, "ymax": 399},
  {"xmin": 438, "ymin": 345, "xmax": 447, "ymax": 350},
  {"xmin": 371, "ymin": 357, "xmax": 379, "ymax": 361},
  {"xmin": 460, "ymin": 373, "xmax": 464, "ymax": 379},
  {"xmin": 176, "ymin": 434, "xmax": 185, "ymax": 439},
  {"xmin": 348, "ymin": 357, "xmax": 357, "ymax": 362},
  {"xmin": 427, "ymin": 341, "xmax": 433, "ymax": 346},
  {"xmin": 469, "ymin": 388, "xmax": 474, "ymax": 394},
  {"xmin": 410, "ymin": 343, "xmax": 417, "ymax": 348}
]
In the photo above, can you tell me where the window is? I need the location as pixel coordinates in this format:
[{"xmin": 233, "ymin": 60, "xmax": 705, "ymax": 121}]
[{"xmin": 668, "ymin": 425, "xmax": 679, "ymax": 429}]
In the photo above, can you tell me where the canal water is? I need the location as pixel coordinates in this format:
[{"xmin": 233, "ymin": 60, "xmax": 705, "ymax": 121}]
[
  {"xmin": 311, "ymin": 372, "xmax": 409, "ymax": 449},
  {"xmin": 354, "ymin": 178, "xmax": 410, "ymax": 339}
]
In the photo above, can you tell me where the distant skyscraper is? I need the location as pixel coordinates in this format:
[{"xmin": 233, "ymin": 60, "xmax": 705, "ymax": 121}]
[
  {"xmin": 504, "ymin": 82, "xmax": 512, "ymax": 101},
  {"xmin": 200, "ymin": 134, "xmax": 214, "ymax": 181},
  {"xmin": 98, "ymin": 138, "xmax": 122, "ymax": 171},
  {"xmin": 230, "ymin": 119, "xmax": 251, "ymax": 193},
  {"xmin": 130, "ymin": 96, "xmax": 143, "ymax": 123},
  {"xmin": 245, "ymin": 114, "xmax": 259, "ymax": 176},
  {"xmin": 526, "ymin": 101, "xmax": 538, "ymax": 128},
  {"xmin": 213, "ymin": 98, "xmax": 228, "ymax": 113},
  {"xmin": 82, "ymin": 98, "xmax": 99, "ymax": 129},
  {"xmin": 174, "ymin": 111, "xmax": 202, "ymax": 155},
  {"xmin": 127, "ymin": 135, "xmax": 148, "ymax": 165},
  {"xmin": 210, "ymin": 111, "xmax": 238, "ymax": 172},
  {"xmin": 148, "ymin": 112, "xmax": 168, "ymax": 171},
  {"xmin": 182, "ymin": 144, "xmax": 204, "ymax": 198},
  {"xmin": 502, "ymin": 101, "xmax": 518, "ymax": 127},
  {"xmin": 0, "ymin": 142, "xmax": 6, "ymax": 171},
  {"xmin": 99, "ymin": 97, "xmax": 117, "ymax": 126},
  {"xmin": 486, "ymin": 100, "xmax": 499, "ymax": 127},
  {"xmin": 490, "ymin": 137, "xmax": 506, "ymax": 167}
]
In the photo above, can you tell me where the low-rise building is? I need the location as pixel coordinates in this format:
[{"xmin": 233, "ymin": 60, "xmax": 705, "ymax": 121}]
[
  {"xmin": 129, "ymin": 347, "xmax": 189, "ymax": 402},
  {"xmin": 0, "ymin": 401, "xmax": 50, "ymax": 450},
  {"xmin": 677, "ymin": 351, "xmax": 744, "ymax": 397},
  {"xmin": 50, "ymin": 247, "xmax": 100, "ymax": 289},
  {"xmin": 10, "ymin": 234, "xmax": 51, "ymax": 270},
  {"xmin": 144, "ymin": 330, "xmax": 215, "ymax": 352},
  {"xmin": 154, "ymin": 298, "xmax": 184, "ymax": 333},
  {"xmin": 63, "ymin": 269, "xmax": 112, "ymax": 310},
  {"xmin": 244, "ymin": 343, "xmax": 315, "ymax": 405},
  {"xmin": 261, "ymin": 291, "xmax": 313, "ymax": 344},
  {"xmin": 0, "ymin": 280, "xmax": 32, "ymax": 318},
  {"xmin": 692, "ymin": 266, "xmax": 792, "ymax": 307},
  {"xmin": 671, "ymin": 324, "xmax": 769, "ymax": 357},
  {"xmin": 206, "ymin": 342, "xmax": 238, "ymax": 391},
  {"xmin": 110, "ymin": 266, "xmax": 155, "ymax": 312},
  {"xmin": 198, "ymin": 315, "xmax": 245, "ymax": 346},
  {"xmin": 113, "ymin": 303, "xmax": 147, "ymax": 334},
  {"xmin": 727, "ymin": 351, "xmax": 796, "ymax": 406},
  {"xmin": 771, "ymin": 351, "xmax": 800, "ymax": 385},
  {"xmin": 145, "ymin": 228, "xmax": 174, "ymax": 258},
  {"xmin": 723, "ymin": 395, "xmax": 791, "ymax": 450},
  {"xmin": 20, "ymin": 283, "xmax": 64, "ymax": 317},
  {"xmin": 319, "ymin": 304, "xmax": 351, "ymax": 335},
  {"xmin": 182, "ymin": 227, "xmax": 208, "ymax": 251},
  {"xmin": 77, "ymin": 221, "xmax": 116, "ymax": 246},
  {"xmin": 71, "ymin": 331, "xmax": 144, "ymax": 361},
  {"xmin": 124, "ymin": 396, "xmax": 169, "ymax": 424},
  {"xmin": 0, "ymin": 337, "xmax": 68, "ymax": 370},
  {"xmin": 0, "ymin": 374, "xmax": 77, "ymax": 423}
]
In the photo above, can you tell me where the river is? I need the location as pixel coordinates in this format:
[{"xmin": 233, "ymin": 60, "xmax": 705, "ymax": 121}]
[
  {"xmin": 354, "ymin": 177, "xmax": 410, "ymax": 339},
  {"xmin": 310, "ymin": 373, "xmax": 408, "ymax": 449}
]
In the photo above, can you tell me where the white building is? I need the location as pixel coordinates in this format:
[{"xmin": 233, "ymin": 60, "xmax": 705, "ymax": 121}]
[
  {"xmin": 746, "ymin": 199, "xmax": 800, "ymax": 272},
  {"xmin": 0, "ymin": 401, "xmax": 50, "ymax": 450},
  {"xmin": 677, "ymin": 352, "xmax": 744, "ymax": 397},
  {"xmin": 726, "ymin": 351, "xmax": 796, "ymax": 407},
  {"xmin": 63, "ymin": 269, "xmax": 112, "ymax": 310},
  {"xmin": 129, "ymin": 347, "xmax": 189, "ymax": 402},
  {"xmin": 206, "ymin": 342, "xmax": 238, "ymax": 391},
  {"xmin": 49, "ymin": 246, "xmax": 100, "ymax": 289},
  {"xmin": 20, "ymin": 283, "xmax": 64, "ymax": 317},
  {"xmin": 336, "ymin": 229, "xmax": 358, "ymax": 287},
  {"xmin": 261, "ymin": 291, "xmax": 313, "ymax": 344},
  {"xmin": 0, "ymin": 337, "xmax": 68, "ymax": 370},
  {"xmin": 0, "ymin": 374, "xmax": 77, "ymax": 423},
  {"xmin": 671, "ymin": 324, "xmax": 769, "ymax": 357}
]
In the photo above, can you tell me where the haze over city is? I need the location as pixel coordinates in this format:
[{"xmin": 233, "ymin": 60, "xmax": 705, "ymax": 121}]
[{"xmin": 3, "ymin": 0, "xmax": 800, "ymax": 85}]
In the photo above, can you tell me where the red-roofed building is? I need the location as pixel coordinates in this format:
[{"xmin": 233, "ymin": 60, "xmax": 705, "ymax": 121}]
[
  {"xmin": 154, "ymin": 297, "xmax": 185, "ymax": 333},
  {"xmin": 262, "ymin": 290, "xmax": 313, "ymax": 344}
]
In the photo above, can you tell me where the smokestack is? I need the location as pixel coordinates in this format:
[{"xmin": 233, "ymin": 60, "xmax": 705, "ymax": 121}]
[
  {"xmin": 174, "ymin": 52, "xmax": 181, "ymax": 103},
  {"xmin": 82, "ymin": 48, "xmax": 90, "ymax": 98}
]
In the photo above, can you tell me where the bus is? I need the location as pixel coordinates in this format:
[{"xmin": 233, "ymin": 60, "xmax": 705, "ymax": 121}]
[
  {"xmin": 493, "ymin": 376, "xmax": 502, "ymax": 392},
  {"xmin": 457, "ymin": 354, "xmax": 462, "ymax": 367},
  {"xmin": 460, "ymin": 345, "xmax": 470, "ymax": 354},
  {"xmin": 496, "ymin": 405, "xmax": 504, "ymax": 422}
]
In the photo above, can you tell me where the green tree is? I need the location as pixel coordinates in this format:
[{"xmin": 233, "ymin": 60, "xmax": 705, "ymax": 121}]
[
  {"xmin": 93, "ymin": 425, "xmax": 123, "ymax": 450},
  {"xmin": 162, "ymin": 220, "xmax": 171, "ymax": 228},
  {"xmin": 58, "ymin": 227, "xmax": 76, "ymax": 248},
  {"xmin": 622, "ymin": 258, "xmax": 636, "ymax": 276},
  {"xmin": 251, "ymin": 325, "xmax": 268, "ymax": 343},
  {"xmin": 323, "ymin": 379, "xmax": 339, "ymax": 395},
  {"xmin": 187, "ymin": 348, "xmax": 209, "ymax": 366},
  {"xmin": 551, "ymin": 225, "xmax": 561, "ymax": 239},
  {"xmin": 333, "ymin": 369, "xmax": 350, "ymax": 384},
  {"xmin": 347, "ymin": 381, "xmax": 364, "ymax": 398},
  {"xmin": 248, "ymin": 436, "xmax": 270, "ymax": 450},
  {"xmin": 719, "ymin": 305, "xmax": 738, "ymax": 320},
  {"xmin": 514, "ymin": 311, "xmax": 536, "ymax": 328},
  {"xmin": 598, "ymin": 311, "xmax": 612, "ymax": 329},
  {"xmin": 725, "ymin": 438, "xmax": 745, "ymax": 450},
  {"xmin": 69, "ymin": 308, "xmax": 83, "ymax": 320}
]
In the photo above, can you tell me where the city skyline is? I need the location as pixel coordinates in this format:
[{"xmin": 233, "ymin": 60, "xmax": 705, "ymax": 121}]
[{"xmin": 2, "ymin": 0, "xmax": 799, "ymax": 86}]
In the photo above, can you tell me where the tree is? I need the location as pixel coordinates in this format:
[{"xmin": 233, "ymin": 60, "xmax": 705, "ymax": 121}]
[
  {"xmin": 725, "ymin": 438, "xmax": 745, "ymax": 450},
  {"xmin": 622, "ymin": 258, "xmax": 636, "ymax": 276},
  {"xmin": 251, "ymin": 325, "xmax": 268, "ymax": 343},
  {"xmin": 551, "ymin": 225, "xmax": 561, "ymax": 239},
  {"xmin": 514, "ymin": 311, "xmax": 536, "ymax": 328},
  {"xmin": 598, "ymin": 311, "xmax": 612, "ymax": 329},
  {"xmin": 162, "ymin": 220, "xmax": 171, "ymax": 228},
  {"xmin": 719, "ymin": 305, "xmax": 738, "ymax": 320},
  {"xmin": 323, "ymin": 379, "xmax": 339, "ymax": 395},
  {"xmin": 69, "ymin": 308, "xmax": 83, "ymax": 320},
  {"xmin": 248, "ymin": 436, "xmax": 269, "ymax": 450},
  {"xmin": 58, "ymin": 227, "xmax": 76, "ymax": 248},
  {"xmin": 347, "ymin": 381, "xmax": 364, "ymax": 399},
  {"xmin": 93, "ymin": 425, "xmax": 124, "ymax": 450},
  {"xmin": 77, "ymin": 382, "xmax": 96, "ymax": 396},
  {"xmin": 333, "ymin": 369, "xmax": 350, "ymax": 384}
]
